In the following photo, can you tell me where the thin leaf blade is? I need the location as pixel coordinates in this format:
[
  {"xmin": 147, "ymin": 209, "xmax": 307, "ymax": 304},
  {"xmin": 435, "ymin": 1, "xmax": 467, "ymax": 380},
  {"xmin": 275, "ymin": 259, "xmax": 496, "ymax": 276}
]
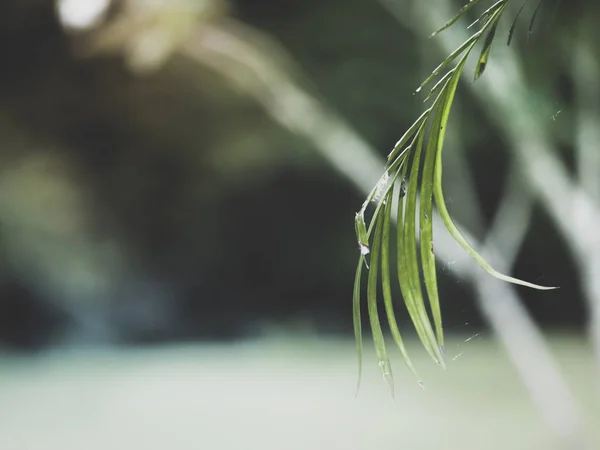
[
  {"xmin": 507, "ymin": 0, "xmax": 532, "ymax": 45},
  {"xmin": 368, "ymin": 214, "xmax": 394, "ymax": 396},
  {"xmin": 429, "ymin": 0, "xmax": 484, "ymax": 37},
  {"xmin": 352, "ymin": 258, "xmax": 364, "ymax": 396},
  {"xmin": 474, "ymin": 5, "xmax": 506, "ymax": 80},
  {"xmin": 402, "ymin": 127, "xmax": 444, "ymax": 365},
  {"xmin": 419, "ymin": 101, "xmax": 447, "ymax": 351},
  {"xmin": 381, "ymin": 188, "xmax": 421, "ymax": 382},
  {"xmin": 432, "ymin": 50, "xmax": 557, "ymax": 291}
]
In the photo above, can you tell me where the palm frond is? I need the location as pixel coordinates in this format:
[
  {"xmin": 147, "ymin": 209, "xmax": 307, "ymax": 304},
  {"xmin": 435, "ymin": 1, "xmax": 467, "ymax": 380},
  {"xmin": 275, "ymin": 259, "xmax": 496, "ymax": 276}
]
[{"xmin": 353, "ymin": 0, "xmax": 557, "ymax": 393}]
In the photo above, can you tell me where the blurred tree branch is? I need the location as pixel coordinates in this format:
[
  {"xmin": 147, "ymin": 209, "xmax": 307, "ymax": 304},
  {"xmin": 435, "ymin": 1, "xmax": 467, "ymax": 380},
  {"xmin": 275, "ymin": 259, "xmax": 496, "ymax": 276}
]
[
  {"xmin": 574, "ymin": 35, "xmax": 600, "ymax": 385},
  {"xmin": 59, "ymin": 0, "xmax": 228, "ymax": 73}
]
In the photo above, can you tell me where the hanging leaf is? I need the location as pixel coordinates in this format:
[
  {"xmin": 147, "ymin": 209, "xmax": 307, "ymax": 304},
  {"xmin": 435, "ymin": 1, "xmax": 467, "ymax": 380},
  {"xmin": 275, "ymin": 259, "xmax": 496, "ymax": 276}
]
[
  {"xmin": 507, "ymin": 0, "xmax": 531, "ymax": 45},
  {"xmin": 354, "ymin": 0, "xmax": 556, "ymax": 395},
  {"xmin": 352, "ymin": 257, "xmax": 364, "ymax": 396},
  {"xmin": 401, "ymin": 126, "xmax": 444, "ymax": 365},
  {"xmin": 367, "ymin": 214, "xmax": 395, "ymax": 395},
  {"xmin": 381, "ymin": 188, "xmax": 421, "ymax": 382},
  {"xmin": 528, "ymin": 0, "xmax": 545, "ymax": 41},
  {"xmin": 474, "ymin": 4, "xmax": 506, "ymax": 80},
  {"xmin": 419, "ymin": 99, "xmax": 448, "ymax": 351}
]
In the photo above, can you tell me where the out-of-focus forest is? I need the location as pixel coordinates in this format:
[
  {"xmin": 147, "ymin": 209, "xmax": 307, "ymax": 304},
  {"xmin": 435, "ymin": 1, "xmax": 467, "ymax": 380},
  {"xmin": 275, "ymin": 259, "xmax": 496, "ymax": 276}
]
[{"xmin": 0, "ymin": 1, "xmax": 599, "ymax": 449}]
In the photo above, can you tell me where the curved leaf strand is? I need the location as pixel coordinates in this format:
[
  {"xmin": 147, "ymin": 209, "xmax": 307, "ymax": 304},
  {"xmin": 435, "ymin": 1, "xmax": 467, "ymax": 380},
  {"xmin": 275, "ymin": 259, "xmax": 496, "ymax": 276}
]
[
  {"xmin": 419, "ymin": 103, "xmax": 448, "ymax": 350},
  {"xmin": 507, "ymin": 0, "xmax": 532, "ymax": 45},
  {"xmin": 381, "ymin": 188, "xmax": 422, "ymax": 383},
  {"xmin": 431, "ymin": 46, "xmax": 557, "ymax": 291},
  {"xmin": 474, "ymin": 3, "xmax": 508, "ymax": 80},
  {"xmin": 402, "ymin": 128, "xmax": 444, "ymax": 365},
  {"xmin": 352, "ymin": 257, "xmax": 365, "ymax": 396},
  {"xmin": 528, "ymin": 0, "xmax": 545, "ymax": 41},
  {"xmin": 395, "ymin": 132, "xmax": 437, "ymax": 363},
  {"xmin": 367, "ymin": 214, "xmax": 395, "ymax": 396}
]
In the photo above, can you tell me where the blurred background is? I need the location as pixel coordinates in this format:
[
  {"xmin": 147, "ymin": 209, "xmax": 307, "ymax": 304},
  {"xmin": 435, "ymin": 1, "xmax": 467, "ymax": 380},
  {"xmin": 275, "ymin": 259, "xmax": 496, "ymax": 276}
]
[{"xmin": 0, "ymin": 0, "xmax": 599, "ymax": 449}]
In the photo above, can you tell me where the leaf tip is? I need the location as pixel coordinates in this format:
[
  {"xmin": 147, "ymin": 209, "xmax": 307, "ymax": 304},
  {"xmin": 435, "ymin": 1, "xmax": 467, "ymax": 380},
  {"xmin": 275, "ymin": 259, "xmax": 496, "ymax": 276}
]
[
  {"xmin": 541, "ymin": 285, "xmax": 560, "ymax": 291},
  {"xmin": 354, "ymin": 382, "xmax": 361, "ymax": 399}
]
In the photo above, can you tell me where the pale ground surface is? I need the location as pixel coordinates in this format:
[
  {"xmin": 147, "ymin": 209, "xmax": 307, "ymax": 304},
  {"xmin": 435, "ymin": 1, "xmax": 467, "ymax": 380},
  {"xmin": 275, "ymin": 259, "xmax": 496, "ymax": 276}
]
[{"xmin": 0, "ymin": 334, "xmax": 598, "ymax": 450}]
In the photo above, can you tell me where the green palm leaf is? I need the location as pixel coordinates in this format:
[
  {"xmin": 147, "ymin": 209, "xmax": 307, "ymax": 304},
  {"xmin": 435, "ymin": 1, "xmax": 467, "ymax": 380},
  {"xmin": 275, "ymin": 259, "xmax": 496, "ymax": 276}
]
[
  {"xmin": 381, "ymin": 188, "xmax": 421, "ymax": 383},
  {"xmin": 474, "ymin": 8, "xmax": 503, "ymax": 80},
  {"xmin": 367, "ymin": 213, "xmax": 394, "ymax": 396},
  {"xmin": 402, "ymin": 116, "xmax": 444, "ymax": 366},
  {"xmin": 353, "ymin": 0, "xmax": 557, "ymax": 393}
]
